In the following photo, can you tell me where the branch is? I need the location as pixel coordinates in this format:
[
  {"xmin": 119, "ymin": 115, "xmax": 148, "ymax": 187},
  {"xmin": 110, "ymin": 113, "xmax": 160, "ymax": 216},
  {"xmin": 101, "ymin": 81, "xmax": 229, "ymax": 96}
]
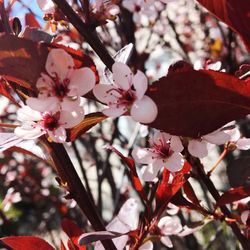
[
  {"xmin": 0, "ymin": 0, "xmax": 12, "ymax": 34},
  {"xmin": 52, "ymin": 0, "xmax": 114, "ymax": 70}
]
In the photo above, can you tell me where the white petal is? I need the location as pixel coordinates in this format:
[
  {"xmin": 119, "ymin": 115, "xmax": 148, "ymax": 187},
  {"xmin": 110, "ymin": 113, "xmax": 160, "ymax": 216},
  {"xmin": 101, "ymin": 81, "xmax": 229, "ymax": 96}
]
[
  {"xmin": 17, "ymin": 106, "xmax": 42, "ymax": 122},
  {"xmin": 241, "ymin": 210, "xmax": 250, "ymax": 225},
  {"xmin": 26, "ymin": 97, "xmax": 59, "ymax": 112},
  {"xmin": 103, "ymin": 106, "xmax": 126, "ymax": 118},
  {"xmin": 130, "ymin": 95, "xmax": 158, "ymax": 124},
  {"xmin": 14, "ymin": 124, "xmax": 45, "ymax": 140},
  {"xmin": 203, "ymin": 130, "xmax": 230, "ymax": 145},
  {"xmin": 160, "ymin": 236, "xmax": 173, "ymax": 248},
  {"xmin": 141, "ymin": 163, "xmax": 161, "ymax": 182},
  {"xmin": 37, "ymin": 0, "xmax": 55, "ymax": 13},
  {"xmin": 48, "ymin": 127, "xmax": 66, "ymax": 143},
  {"xmin": 226, "ymin": 127, "xmax": 241, "ymax": 142},
  {"xmin": 170, "ymin": 136, "xmax": 184, "ymax": 153},
  {"xmin": 112, "ymin": 62, "xmax": 132, "ymax": 90},
  {"xmin": 132, "ymin": 147, "xmax": 155, "ymax": 164},
  {"xmin": 68, "ymin": 68, "xmax": 96, "ymax": 96},
  {"xmin": 236, "ymin": 138, "xmax": 250, "ymax": 150},
  {"xmin": 93, "ymin": 84, "xmax": 117, "ymax": 104},
  {"xmin": 188, "ymin": 140, "xmax": 208, "ymax": 158},
  {"xmin": 139, "ymin": 241, "xmax": 153, "ymax": 250},
  {"xmin": 45, "ymin": 49, "xmax": 74, "ymax": 81},
  {"xmin": 158, "ymin": 216, "xmax": 182, "ymax": 235},
  {"xmin": 133, "ymin": 70, "xmax": 148, "ymax": 99},
  {"xmin": 165, "ymin": 152, "xmax": 184, "ymax": 172}
]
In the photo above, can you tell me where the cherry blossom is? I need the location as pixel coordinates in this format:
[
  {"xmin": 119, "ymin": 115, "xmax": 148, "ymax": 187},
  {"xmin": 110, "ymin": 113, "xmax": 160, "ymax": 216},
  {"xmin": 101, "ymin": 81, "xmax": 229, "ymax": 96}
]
[
  {"xmin": 187, "ymin": 127, "xmax": 231, "ymax": 158},
  {"xmin": 27, "ymin": 48, "xmax": 96, "ymax": 113},
  {"xmin": 94, "ymin": 198, "xmax": 140, "ymax": 250},
  {"xmin": 14, "ymin": 103, "xmax": 83, "ymax": 143},
  {"xmin": 37, "ymin": 0, "xmax": 55, "ymax": 14},
  {"xmin": 95, "ymin": 0, "xmax": 120, "ymax": 18},
  {"xmin": 132, "ymin": 131, "xmax": 184, "ymax": 181},
  {"xmin": 93, "ymin": 62, "xmax": 158, "ymax": 124}
]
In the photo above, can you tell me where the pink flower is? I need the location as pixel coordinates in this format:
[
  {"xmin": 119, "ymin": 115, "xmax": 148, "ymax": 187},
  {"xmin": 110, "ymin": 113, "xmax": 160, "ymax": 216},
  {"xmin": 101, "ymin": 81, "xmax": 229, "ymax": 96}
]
[
  {"xmin": 27, "ymin": 48, "xmax": 96, "ymax": 113},
  {"xmin": 93, "ymin": 62, "xmax": 158, "ymax": 124},
  {"xmin": 95, "ymin": 0, "xmax": 120, "ymax": 18},
  {"xmin": 14, "ymin": 103, "xmax": 83, "ymax": 143},
  {"xmin": 188, "ymin": 127, "xmax": 231, "ymax": 158},
  {"xmin": 94, "ymin": 198, "xmax": 140, "ymax": 250},
  {"xmin": 132, "ymin": 131, "xmax": 184, "ymax": 181},
  {"xmin": 37, "ymin": 0, "xmax": 55, "ymax": 14}
]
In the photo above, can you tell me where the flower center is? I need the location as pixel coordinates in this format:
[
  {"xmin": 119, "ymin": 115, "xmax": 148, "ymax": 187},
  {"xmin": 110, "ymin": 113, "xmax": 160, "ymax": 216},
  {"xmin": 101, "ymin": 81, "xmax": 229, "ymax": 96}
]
[
  {"xmin": 52, "ymin": 75, "xmax": 70, "ymax": 99},
  {"xmin": 152, "ymin": 139, "xmax": 173, "ymax": 159},
  {"xmin": 42, "ymin": 112, "xmax": 60, "ymax": 131}
]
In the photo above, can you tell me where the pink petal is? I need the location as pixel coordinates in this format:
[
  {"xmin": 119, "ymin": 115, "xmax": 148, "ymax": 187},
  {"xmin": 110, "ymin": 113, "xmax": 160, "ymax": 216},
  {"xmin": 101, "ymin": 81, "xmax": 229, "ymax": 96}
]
[
  {"xmin": 59, "ymin": 109, "xmax": 84, "ymax": 128},
  {"xmin": 160, "ymin": 236, "xmax": 173, "ymax": 248},
  {"xmin": 60, "ymin": 97, "xmax": 81, "ymax": 112},
  {"xmin": 153, "ymin": 131, "xmax": 171, "ymax": 145},
  {"xmin": 165, "ymin": 152, "xmax": 184, "ymax": 172},
  {"xmin": 45, "ymin": 49, "xmax": 74, "ymax": 82},
  {"xmin": 236, "ymin": 138, "xmax": 250, "ymax": 150},
  {"xmin": 188, "ymin": 140, "xmax": 208, "ymax": 158},
  {"xmin": 241, "ymin": 210, "xmax": 250, "ymax": 225},
  {"xmin": 139, "ymin": 241, "xmax": 153, "ymax": 250},
  {"xmin": 112, "ymin": 62, "xmax": 132, "ymax": 90},
  {"xmin": 48, "ymin": 127, "xmax": 66, "ymax": 143},
  {"xmin": 93, "ymin": 84, "xmax": 117, "ymax": 104},
  {"xmin": 102, "ymin": 106, "xmax": 126, "ymax": 118},
  {"xmin": 68, "ymin": 68, "xmax": 96, "ymax": 96},
  {"xmin": 141, "ymin": 163, "xmax": 162, "ymax": 182},
  {"xmin": 158, "ymin": 216, "xmax": 182, "ymax": 235},
  {"xmin": 203, "ymin": 130, "xmax": 230, "ymax": 145},
  {"xmin": 26, "ymin": 97, "xmax": 59, "ymax": 112},
  {"xmin": 130, "ymin": 95, "xmax": 158, "ymax": 123},
  {"xmin": 170, "ymin": 136, "xmax": 184, "ymax": 153},
  {"xmin": 132, "ymin": 147, "xmax": 155, "ymax": 164},
  {"xmin": 133, "ymin": 70, "xmax": 148, "ymax": 99},
  {"xmin": 226, "ymin": 127, "xmax": 241, "ymax": 142},
  {"xmin": 152, "ymin": 158, "xmax": 165, "ymax": 172},
  {"xmin": 36, "ymin": 73, "xmax": 53, "ymax": 94}
]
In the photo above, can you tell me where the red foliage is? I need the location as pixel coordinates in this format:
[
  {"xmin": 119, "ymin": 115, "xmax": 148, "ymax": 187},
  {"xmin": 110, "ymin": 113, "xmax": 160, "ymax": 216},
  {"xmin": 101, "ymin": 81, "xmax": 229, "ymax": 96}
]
[
  {"xmin": 0, "ymin": 236, "xmax": 55, "ymax": 250},
  {"xmin": 197, "ymin": 0, "xmax": 250, "ymax": 52},
  {"xmin": 148, "ymin": 66, "xmax": 250, "ymax": 137},
  {"xmin": 25, "ymin": 13, "xmax": 41, "ymax": 28}
]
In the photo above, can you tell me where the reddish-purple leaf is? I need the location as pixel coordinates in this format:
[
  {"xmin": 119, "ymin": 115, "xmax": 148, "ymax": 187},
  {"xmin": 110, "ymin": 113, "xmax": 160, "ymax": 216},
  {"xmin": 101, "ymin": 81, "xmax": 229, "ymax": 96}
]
[
  {"xmin": 105, "ymin": 145, "xmax": 149, "ymax": 204},
  {"xmin": 67, "ymin": 112, "xmax": 106, "ymax": 141},
  {"xmin": 25, "ymin": 13, "xmax": 41, "ymax": 28},
  {"xmin": 148, "ymin": 68, "xmax": 250, "ymax": 137},
  {"xmin": 216, "ymin": 185, "xmax": 250, "ymax": 207},
  {"xmin": 78, "ymin": 231, "xmax": 125, "ymax": 246},
  {"xmin": 0, "ymin": 236, "xmax": 55, "ymax": 250},
  {"xmin": 183, "ymin": 181, "xmax": 201, "ymax": 206},
  {"xmin": 0, "ymin": 78, "xmax": 19, "ymax": 105},
  {"xmin": 197, "ymin": 0, "xmax": 250, "ymax": 52}
]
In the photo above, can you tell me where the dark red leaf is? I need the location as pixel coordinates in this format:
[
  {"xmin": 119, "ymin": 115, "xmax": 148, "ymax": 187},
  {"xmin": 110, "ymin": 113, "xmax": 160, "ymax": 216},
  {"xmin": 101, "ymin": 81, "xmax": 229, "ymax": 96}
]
[
  {"xmin": 0, "ymin": 78, "xmax": 19, "ymax": 105},
  {"xmin": 0, "ymin": 34, "xmax": 97, "ymax": 89},
  {"xmin": 197, "ymin": 0, "xmax": 250, "ymax": 52},
  {"xmin": 60, "ymin": 241, "xmax": 67, "ymax": 250},
  {"xmin": 0, "ymin": 236, "xmax": 55, "ymax": 250},
  {"xmin": 105, "ymin": 145, "xmax": 149, "ymax": 204},
  {"xmin": 78, "ymin": 231, "xmax": 125, "ymax": 246},
  {"xmin": 183, "ymin": 181, "xmax": 201, "ymax": 206},
  {"xmin": 67, "ymin": 112, "xmax": 106, "ymax": 141},
  {"xmin": 62, "ymin": 219, "xmax": 86, "ymax": 250},
  {"xmin": 216, "ymin": 185, "xmax": 250, "ymax": 207},
  {"xmin": 148, "ymin": 67, "xmax": 250, "ymax": 137},
  {"xmin": 25, "ymin": 13, "xmax": 41, "ymax": 28}
]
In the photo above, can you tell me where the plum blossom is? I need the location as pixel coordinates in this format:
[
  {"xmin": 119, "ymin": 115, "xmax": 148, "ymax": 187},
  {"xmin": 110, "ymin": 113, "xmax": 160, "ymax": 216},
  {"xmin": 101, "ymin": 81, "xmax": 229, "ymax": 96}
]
[
  {"xmin": 132, "ymin": 131, "xmax": 184, "ymax": 181},
  {"xmin": 37, "ymin": 0, "xmax": 73, "ymax": 14},
  {"xmin": 93, "ymin": 62, "xmax": 158, "ymax": 124},
  {"xmin": 95, "ymin": 0, "xmax": 120, "ymax": 19},
  {"xmin": 187, "ymin": 127, "xmax": 231, "ymax": 158},
  {"xmin": 94, "ymin": 198, "xmax": 140, "ymax": 250},
  {"xmin": 27, "ymin": 48, "xmax": 96, "ymax": 113},
  {"xmin": 14, "ymin": 103, "xmax": 83, "ymax": 143}
]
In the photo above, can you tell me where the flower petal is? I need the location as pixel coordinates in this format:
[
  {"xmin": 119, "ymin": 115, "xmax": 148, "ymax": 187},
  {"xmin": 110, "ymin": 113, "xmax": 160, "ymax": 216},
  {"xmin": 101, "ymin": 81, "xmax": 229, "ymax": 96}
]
[
  {"xmin": 161, "ymin": 236, "xmax": 173, "ymax": 248},
  {"xmin": 26, "ymin": 97, "xmax": 59, "ymax": 112},
  {"xmin": 103, "ymin": 106, "xmax": 126, "ymax": 118},
  {"xmin": 45, "ymin": 49, "xmax": 74, "ymax": 81},
  {"xmin": 60, "ymin": 97, "xmax": 82, "ymax": 112},
  {"xmin": 236, "ymin": 138, "xmax": 250, "ymax": 150},
  {"xmin": 112, "ymin": 62, "xmax": 132, "ymax": 90},
  {"xmin": 132, "ymin": 147, "xmax": 155, "ymax": 164},
  {"xmin": 37, "ymin": 0, "xmax": 55, "ymax": 13},
  {"xmin": 141, "ymin": 164, "xmax": 161, "ymax": 182},
  {"xmin": 59, "ymin": 109, "xmax": 84, "ymax": 128},
  {"xmin": 48, "ymin": 127, "xmax": 66, "ymax": 143},
  {"xmin": 203, "ymin": 129, "xmax": 230, "ymax": 145},
  {"xmin": 188, "ymin": 140, "xmax": 208, "ymax": 158},
  {"xmin": 133, "ymin": 70, "xmax": 148, "ymax": 99},
  {"xmin": 68, "ymin": 68, "xmax": 96, "ymax": 96},
  {"xmin": 165, "ymin": 152, "xmax": 184, "ymax": 172},
  {"xmin": 93, "ymin": 84, "xmax": 117, "ymax": 104},
  {"xmin": 17, "ymin": 105, "xmax": 42, "ymax": 122},
  {"xmin": 139, "ymin": 241, "xmax": 153, "ymax": 250},
  {"xmin": 14, "ymin": 124, "xmax": 45, "ymax": 140},
  {"xmin": 130, "ymin": 95, "xmax": 158, "ymax": 123},
  {"xmin": 170, "ymin": 136, "xmax": 184, "ymax": 153}
]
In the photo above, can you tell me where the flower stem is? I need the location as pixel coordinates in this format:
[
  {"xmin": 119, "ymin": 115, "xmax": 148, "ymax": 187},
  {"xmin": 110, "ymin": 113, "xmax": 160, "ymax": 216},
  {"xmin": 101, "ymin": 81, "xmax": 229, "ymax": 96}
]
[
  {"xmin": 47, "ymin": 142, "xmax": 117, "ymax": 250},
  {"xmin": 207, "ymin": 148, "xmax": 228, "ymax": 177},
  {"xmin": 52, "ymin": 0, "xmax": 115, "ymax": 71}
]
